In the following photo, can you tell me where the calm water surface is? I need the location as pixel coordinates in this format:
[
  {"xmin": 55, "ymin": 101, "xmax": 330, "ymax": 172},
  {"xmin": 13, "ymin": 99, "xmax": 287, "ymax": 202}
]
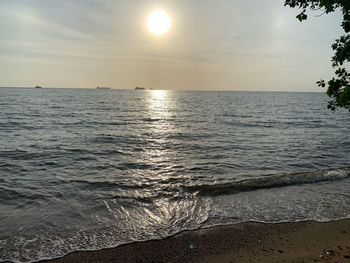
[{"xmin": 1, "ymin": 88, "xmax": 350, "ymax": 262}]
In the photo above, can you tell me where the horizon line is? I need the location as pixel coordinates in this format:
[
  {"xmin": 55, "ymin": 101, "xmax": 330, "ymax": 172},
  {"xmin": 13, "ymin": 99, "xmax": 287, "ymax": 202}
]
[{"xmin": 0, "ymin": 86, "xmax": 324, "ymax": 93}]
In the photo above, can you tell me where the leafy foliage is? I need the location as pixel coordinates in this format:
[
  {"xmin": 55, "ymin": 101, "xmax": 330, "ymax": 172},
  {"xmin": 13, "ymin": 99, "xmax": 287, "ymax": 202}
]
[{"xmin": 284, "ymin": 0, "xmax": 350, "ymax": 111}]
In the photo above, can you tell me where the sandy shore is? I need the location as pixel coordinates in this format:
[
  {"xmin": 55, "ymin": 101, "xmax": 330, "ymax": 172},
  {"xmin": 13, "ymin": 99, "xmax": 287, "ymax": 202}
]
[{"xmin": 40, "ymin": 219, "xmax": 350, "ymax": 263}]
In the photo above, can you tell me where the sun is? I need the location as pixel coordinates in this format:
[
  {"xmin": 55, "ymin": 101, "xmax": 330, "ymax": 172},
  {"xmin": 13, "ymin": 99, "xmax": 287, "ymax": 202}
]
[{"xmin": 147, "ymin": 10, "xmax": 171, "ymax": 35}]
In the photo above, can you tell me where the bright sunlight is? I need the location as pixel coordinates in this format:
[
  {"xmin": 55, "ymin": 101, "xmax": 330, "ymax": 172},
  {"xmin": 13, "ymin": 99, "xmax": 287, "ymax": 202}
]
[{"xmin": 147, "ymin": 10, "xmax": 171, "ymax": 35}]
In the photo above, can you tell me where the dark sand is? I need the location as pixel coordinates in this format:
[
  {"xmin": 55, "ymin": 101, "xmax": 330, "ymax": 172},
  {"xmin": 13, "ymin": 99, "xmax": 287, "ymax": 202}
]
[{"xmin": 40, "ymin": 219, "xmax": 350, "ymax": 263}]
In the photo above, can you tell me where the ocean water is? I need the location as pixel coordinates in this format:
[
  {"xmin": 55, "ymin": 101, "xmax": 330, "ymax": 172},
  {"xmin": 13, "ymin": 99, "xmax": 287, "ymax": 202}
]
[{"xmin": 1, "ymin": 88, "xmax": 350, "ymax": 262}]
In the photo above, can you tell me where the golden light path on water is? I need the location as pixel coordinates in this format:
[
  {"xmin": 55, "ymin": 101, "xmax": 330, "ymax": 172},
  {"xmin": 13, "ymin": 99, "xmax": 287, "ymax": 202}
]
[
  {"xmin": 146, "ymin": 90, "xmax": 172, "ymax": 172},
  {"xmin": 133, "ymin": 89, "xmax": 211, "ymax": 231}
]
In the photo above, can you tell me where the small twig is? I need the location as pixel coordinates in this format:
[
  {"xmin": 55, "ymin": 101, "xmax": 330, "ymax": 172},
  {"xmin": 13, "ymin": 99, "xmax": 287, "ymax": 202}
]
[{"xmin": 314, "ymin": 11, "xmax": 327, "ymax": 17}]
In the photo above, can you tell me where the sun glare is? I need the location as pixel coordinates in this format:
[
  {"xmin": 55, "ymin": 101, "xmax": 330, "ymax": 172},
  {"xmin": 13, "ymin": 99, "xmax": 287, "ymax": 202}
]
[
  {"xmin": 147, "ymin": 10, "xmax": 171, "ymax": 35},
  {"xmin": 151, "ymin": 90, "xmax": 167, "ymax": 100}
]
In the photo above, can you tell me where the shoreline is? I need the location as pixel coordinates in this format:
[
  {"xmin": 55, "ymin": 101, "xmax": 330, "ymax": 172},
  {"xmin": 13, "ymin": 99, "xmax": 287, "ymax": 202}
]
[{"xmin": 38, "ymin": 218, "xmax": 350, "ymax": 263}]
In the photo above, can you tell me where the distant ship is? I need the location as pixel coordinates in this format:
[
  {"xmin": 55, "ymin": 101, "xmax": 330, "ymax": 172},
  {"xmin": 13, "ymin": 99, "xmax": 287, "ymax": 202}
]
[
  {"xmin": 34, "ymin": 86, "xmax": 42, "ymax": 89},
  {"xmin": 96, "ymin": 86, "xmax": 111, "ymax": 90},
  {"xmin": 135, "ymin": 87, "xmax": 145, "ymax": 90}
]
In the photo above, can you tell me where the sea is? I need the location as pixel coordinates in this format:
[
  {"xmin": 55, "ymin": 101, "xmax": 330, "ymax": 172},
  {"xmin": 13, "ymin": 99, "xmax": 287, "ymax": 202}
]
[{"xmin": 1, "ymin": 88, "xmax": 350, "ymax": 263}]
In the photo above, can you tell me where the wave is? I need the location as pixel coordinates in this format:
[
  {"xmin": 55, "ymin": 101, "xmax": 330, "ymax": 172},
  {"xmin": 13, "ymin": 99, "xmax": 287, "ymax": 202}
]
[
  {"xmin": 55, "ymin": 167, "xmax": 350, "ymax": 199},
  {"xmin": 43, "ymin": 167, "xmax": 350, "ymax": 199},
  {"xmin": 184, "ymin": 167, "xmax": 350, "ymax": 196}
]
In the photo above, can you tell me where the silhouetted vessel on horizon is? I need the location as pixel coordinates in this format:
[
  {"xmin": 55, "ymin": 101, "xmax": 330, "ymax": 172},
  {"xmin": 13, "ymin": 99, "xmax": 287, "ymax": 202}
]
[
  {"xmin": 96, "ymin": 86, "xmax": 111, "ymax": 90},
  {"xmin": 34, "ymin": 86, "xmax": 42, "ymax": 89},
  {"xmin": 135, "ymin": 87, "xmax": 145, "ymax": 90}
]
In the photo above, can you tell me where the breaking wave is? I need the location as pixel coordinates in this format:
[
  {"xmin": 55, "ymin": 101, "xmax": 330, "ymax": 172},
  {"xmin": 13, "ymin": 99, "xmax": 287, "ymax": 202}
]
[{"xmin": 185, "ymin": 167, "xmax": 350, "ymax": 196}]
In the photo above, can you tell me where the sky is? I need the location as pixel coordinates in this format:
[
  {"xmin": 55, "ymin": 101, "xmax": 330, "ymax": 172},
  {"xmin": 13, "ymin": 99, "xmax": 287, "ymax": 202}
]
[{"xmin": 0, "ymin": 0, "xmax": 344, "ymax": 91}]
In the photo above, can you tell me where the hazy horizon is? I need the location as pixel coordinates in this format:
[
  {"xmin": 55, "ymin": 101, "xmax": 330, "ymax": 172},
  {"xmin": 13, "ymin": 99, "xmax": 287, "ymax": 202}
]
[
  {"xmin": 0, "ymin": 0, "xmax": 343, "ymax": 92},
  {"xmin": 0, "ymin": 86, "xmax": 326, "ymax": 93}
]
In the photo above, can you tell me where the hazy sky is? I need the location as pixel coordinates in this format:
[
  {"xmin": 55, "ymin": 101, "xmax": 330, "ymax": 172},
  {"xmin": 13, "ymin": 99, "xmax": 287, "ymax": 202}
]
[{"xmin": 0, "ymin": 0, "xmax": 344, "ymax": 91}]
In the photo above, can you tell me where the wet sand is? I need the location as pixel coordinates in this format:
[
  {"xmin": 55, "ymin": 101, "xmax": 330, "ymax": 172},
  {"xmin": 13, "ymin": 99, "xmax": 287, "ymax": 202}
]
[{"xmin": 41, "ymin": 219, "xmax": 350, "ymax": 263}]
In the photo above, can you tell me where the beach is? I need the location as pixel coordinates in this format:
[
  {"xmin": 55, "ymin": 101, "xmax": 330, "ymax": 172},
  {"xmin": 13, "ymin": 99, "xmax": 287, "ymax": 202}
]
[
  {"xmin": 40, "ymin": 219, "xmax": 350, "ymax": 263},
  {"xmin": 1, "ymin": 0, "xmax": 350, "ymax": 261}
]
